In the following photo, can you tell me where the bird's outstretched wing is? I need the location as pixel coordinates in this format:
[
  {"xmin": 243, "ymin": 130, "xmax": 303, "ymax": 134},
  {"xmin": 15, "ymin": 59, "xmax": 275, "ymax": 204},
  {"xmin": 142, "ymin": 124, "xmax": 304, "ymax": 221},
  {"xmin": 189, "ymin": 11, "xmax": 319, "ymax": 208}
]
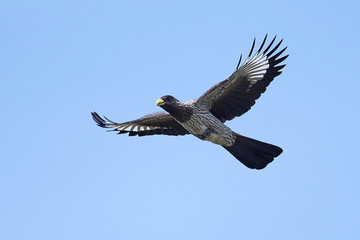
[
  {"xmin": 91, "ymin": 111, "xmax": 190, "ymax": 136},
  {"xmin": 196, "ymin": 35, "xmax": 288, "ymax": 122}
]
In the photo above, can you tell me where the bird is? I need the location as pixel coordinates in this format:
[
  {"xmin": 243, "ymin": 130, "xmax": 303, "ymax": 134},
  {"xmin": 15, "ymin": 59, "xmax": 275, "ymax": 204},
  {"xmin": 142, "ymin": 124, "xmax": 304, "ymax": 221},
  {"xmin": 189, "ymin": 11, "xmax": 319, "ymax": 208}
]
[{"xmin": 91, "ymin": 35, "xmax": 288, "ymax": 170}]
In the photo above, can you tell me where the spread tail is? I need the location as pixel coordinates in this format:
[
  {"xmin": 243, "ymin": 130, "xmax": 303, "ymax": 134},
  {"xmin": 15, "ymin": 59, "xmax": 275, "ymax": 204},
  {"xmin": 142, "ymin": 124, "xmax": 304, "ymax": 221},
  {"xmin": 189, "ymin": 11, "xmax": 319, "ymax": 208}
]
[{"xmin": 223, "ymin": 132, "xmax": 283, "ymax": 170}]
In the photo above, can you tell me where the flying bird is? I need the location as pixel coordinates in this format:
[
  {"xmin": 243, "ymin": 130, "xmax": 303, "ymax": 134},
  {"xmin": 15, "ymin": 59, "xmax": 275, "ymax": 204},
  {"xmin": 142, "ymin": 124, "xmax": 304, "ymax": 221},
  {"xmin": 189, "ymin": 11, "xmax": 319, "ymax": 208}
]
[{"xmin": 92, "ymin": 35, "xmax": 288, "ymax": 169}]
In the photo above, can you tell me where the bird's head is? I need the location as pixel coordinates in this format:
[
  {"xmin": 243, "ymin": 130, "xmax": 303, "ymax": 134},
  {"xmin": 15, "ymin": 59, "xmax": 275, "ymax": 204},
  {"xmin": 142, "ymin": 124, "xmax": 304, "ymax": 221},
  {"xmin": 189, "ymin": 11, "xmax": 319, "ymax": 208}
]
[
  {"xmin": 156, "ymin": 95, "xmax": 180, "ymax": 108},
  {"xmin": 156, "ymin": 95, "xmax": 190, "ymax": 122}
]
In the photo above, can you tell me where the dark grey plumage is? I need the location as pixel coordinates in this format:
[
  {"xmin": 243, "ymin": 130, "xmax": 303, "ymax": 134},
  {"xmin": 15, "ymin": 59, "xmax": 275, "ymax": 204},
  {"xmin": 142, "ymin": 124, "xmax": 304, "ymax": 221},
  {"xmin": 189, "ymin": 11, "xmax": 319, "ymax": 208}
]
[{"xmin": 92, "ymin": 35, "xmax": 288, "ymax": 169}]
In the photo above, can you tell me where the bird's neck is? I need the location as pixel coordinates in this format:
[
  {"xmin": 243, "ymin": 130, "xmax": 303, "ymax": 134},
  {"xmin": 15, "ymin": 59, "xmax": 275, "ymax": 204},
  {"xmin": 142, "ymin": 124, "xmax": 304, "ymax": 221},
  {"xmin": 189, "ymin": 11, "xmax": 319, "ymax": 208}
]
[{"xmin": 163, "ymin": 104, "xmax": 192, "ymax": 123}]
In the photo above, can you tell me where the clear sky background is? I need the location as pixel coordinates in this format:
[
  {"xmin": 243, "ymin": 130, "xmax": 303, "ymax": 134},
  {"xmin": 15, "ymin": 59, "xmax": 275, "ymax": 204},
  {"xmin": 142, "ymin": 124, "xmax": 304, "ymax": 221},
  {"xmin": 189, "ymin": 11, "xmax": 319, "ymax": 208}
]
[{"xmin": 1, "ymin": 0, "xmax": 359, "ymax": 239}]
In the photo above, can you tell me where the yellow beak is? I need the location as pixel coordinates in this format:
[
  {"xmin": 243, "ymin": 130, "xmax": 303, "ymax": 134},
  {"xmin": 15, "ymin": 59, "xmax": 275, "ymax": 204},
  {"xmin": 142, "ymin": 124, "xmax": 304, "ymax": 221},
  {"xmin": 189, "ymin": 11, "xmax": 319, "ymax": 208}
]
[{"xmin": 156, "ymin": 98, "xmax": 165, "ymax": 106}]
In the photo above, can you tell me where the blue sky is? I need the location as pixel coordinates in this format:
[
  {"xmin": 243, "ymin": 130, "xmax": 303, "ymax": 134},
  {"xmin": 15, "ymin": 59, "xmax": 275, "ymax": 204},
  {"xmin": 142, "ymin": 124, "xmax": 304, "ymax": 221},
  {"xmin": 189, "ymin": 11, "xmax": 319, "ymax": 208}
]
[{"xmin": 1, "ymin": 0, "xmax": 359, "ymax": 239}]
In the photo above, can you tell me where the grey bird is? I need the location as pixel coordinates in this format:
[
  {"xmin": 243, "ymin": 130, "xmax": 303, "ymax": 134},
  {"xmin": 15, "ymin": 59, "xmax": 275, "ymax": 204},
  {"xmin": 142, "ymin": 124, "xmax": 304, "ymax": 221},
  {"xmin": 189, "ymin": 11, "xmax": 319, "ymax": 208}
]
[{"xmin": 92, "ymin": 35, "xmax": 288, "ymax": 169}]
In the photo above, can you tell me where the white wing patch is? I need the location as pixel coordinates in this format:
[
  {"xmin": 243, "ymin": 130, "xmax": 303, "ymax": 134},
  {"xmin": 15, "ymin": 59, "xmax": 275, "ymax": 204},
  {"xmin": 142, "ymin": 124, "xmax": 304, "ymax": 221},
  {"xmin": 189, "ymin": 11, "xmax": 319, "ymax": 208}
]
[
  {"xmin": 114, "ymin": 123, "xmax": 169, "ymax": 133},
  {"xmin": 239, "ymin": 53, "xmax": 269, "ymax": 92}
]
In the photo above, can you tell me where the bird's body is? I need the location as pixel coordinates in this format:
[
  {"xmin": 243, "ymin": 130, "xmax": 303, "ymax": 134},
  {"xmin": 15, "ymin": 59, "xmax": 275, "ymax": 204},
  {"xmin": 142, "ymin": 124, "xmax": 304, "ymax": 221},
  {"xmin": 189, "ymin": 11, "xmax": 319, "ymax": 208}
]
[
  {"xmin": 184, "ymin": 110, "xmax": 235, "ymax": 146},
  {"xmin": 172, "ymin": 100, "xmax": 235, "ymax": 146},
  {"xmin": 92, "ymin": 35, "xmax": 288, "ymax": 169}
]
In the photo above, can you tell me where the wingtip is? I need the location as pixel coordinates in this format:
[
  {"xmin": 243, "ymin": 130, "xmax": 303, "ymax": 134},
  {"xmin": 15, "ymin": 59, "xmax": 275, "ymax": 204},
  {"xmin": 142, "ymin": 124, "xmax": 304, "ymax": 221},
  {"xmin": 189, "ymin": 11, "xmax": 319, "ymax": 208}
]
[
  {"xmin": 236, "ymin": 54, "xmax": 243, "ymax": 69},
  {"xmin": 91, "ymin": 111, "xmax": 111, "ymax": 128},
  {"xmin": 257, "ymin": 34, "xmax": 268, "ymax": 53},
  {"xmin": 248, "ymin": 37, "xmax": 256, "ymax": 58},
  {"xmin": 103, "ymin": 115, "xmax": 116, "ymax": 124},
  {"xmin": 263, "ymin": 35, "xmax": 277, "ymax": 54}
]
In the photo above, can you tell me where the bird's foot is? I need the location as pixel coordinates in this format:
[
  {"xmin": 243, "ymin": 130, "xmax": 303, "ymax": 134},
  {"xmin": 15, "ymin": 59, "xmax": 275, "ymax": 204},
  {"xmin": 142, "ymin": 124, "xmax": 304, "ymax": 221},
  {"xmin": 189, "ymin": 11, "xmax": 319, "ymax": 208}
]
[{"xmin": 196, "ymin": 128, "xmax": 212, "ymax": 140}]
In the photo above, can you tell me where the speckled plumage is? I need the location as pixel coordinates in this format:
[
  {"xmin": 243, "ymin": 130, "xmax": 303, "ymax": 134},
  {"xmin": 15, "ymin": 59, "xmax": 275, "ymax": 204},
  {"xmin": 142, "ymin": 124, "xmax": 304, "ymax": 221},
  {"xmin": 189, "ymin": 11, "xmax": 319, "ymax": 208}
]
[{"xmin": 177, "ymin": 101, "xmax": 236, "ymax": 146}]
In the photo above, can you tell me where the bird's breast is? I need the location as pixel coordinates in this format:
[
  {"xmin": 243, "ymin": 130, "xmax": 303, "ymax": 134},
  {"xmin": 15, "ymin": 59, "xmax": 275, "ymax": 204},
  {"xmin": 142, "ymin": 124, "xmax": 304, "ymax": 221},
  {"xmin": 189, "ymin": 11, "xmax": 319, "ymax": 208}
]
[{"xmin": 179, "ymin": 109, "xmax": 235, "ymax": 146}]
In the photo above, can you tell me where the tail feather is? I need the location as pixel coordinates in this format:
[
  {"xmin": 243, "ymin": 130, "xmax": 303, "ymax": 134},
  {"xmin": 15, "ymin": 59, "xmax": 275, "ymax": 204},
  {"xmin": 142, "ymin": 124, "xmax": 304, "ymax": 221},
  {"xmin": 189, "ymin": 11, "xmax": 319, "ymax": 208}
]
[{"xmin": 223, "ymin": 132, "xmax": 282, "ymax": 170}]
